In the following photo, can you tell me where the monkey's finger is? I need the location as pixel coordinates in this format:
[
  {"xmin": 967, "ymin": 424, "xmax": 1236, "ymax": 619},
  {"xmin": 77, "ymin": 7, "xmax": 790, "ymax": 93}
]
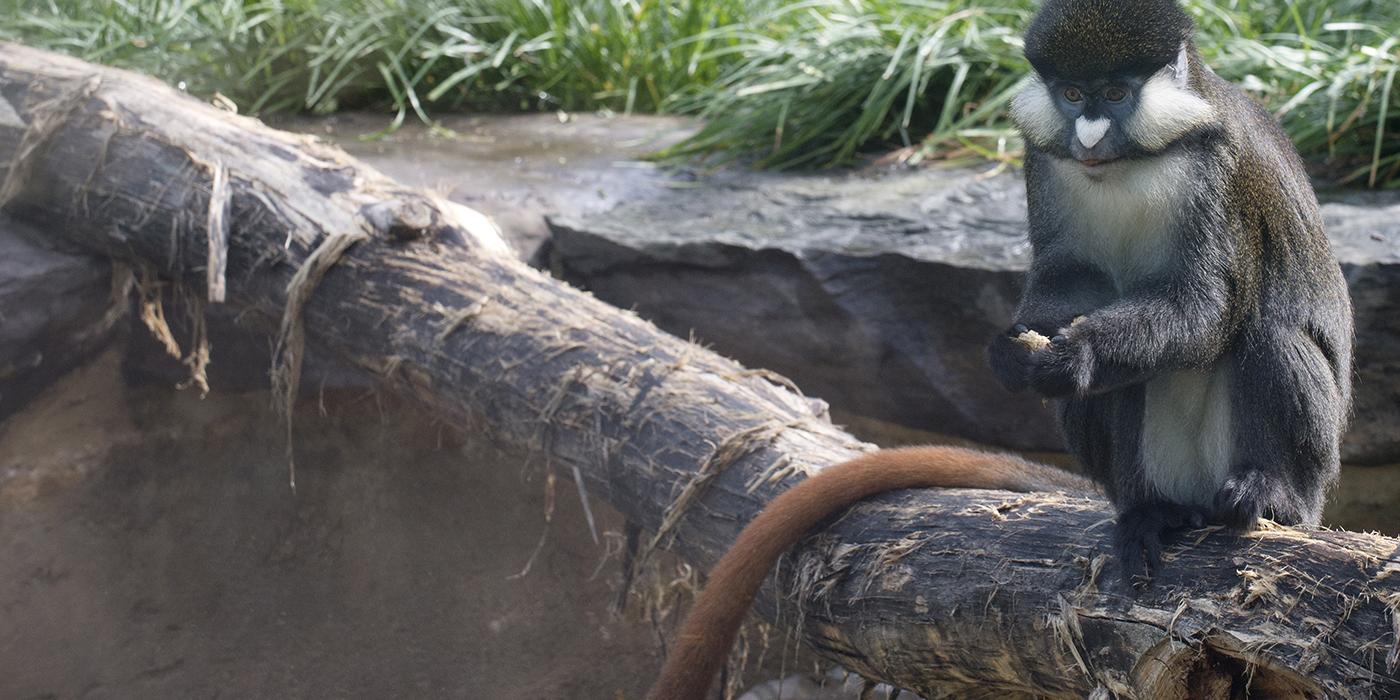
[
  {"xmin": 1143, "ymin": 531, "xmax": 1164, "ymax": 572},
  {"xmin": 1012, "ymin": 323, "xmax": 1029, "ymax": 335},
  {"xmin": 1027, "ymin": 356, "xmax": 1077, "ymax": 398},
  {"xmin": 1115, "ymin": 542, "xmax": 1149, "ymax": 589}
]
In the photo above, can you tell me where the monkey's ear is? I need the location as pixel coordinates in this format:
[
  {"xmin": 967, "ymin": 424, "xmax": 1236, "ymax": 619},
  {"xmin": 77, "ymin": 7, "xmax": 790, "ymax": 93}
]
[{"xmin": 1170, "ymin": 43, "xmax": 1191, "ymax": 88}]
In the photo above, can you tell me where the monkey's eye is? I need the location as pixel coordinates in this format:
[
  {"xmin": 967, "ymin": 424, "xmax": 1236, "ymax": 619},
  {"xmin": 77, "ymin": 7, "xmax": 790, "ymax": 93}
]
[
  {"xmin": 1104, "ymin": 86, "xmax": 1128, "ymax": 102},
  {"xmin": 1063, "ymin": 87, "xmax": 1084, "ymax": 103}
]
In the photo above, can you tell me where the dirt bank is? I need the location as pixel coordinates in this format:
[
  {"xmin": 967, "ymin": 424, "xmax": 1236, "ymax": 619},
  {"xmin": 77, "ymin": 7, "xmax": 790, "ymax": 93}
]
[{"xmin": 0, "ymin": 353, "xmax": 666, "ymax": 699}]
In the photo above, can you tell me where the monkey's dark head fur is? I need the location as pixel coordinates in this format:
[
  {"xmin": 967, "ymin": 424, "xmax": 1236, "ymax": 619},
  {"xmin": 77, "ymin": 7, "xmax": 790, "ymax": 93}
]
[{"xmin": 1025, "ymin": 0, "xmax": 1194, "ymax": 80}]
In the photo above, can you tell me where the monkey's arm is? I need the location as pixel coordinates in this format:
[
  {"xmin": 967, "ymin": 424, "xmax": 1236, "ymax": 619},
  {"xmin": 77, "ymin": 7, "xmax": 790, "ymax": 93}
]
[
  {"xmin": 1030, "ymin": 183, "xmax": 1237, "ymax": 400},
  {"xmin": 1030, "ymin": 263, "xmax": 1237, "ymax": 397},
  {"xmin": 1017, "ymin": 246, "xmax": 1118, "ymax": 328}
]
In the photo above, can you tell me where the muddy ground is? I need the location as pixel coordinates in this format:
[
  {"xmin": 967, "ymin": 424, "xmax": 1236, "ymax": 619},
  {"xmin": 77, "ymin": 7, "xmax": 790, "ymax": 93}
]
[{"xmin": 0, "ymin": 353, "xmax": 672, "ymax": 699}]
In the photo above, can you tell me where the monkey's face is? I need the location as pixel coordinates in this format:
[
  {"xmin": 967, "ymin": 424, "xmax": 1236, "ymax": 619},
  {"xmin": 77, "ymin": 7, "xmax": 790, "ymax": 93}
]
[
  {"xmin": 1041, "ymin": 75, "xmax": 1147, "ymax": 172},
  {"xmin": 1011, "ymin": 45, "xmax": 1216, "ymax": 178}
]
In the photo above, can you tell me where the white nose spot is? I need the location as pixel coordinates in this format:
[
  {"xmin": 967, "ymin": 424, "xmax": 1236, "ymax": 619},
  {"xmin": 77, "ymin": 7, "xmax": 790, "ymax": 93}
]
[{"xmin": 1076, "ymin": 116, "xmax": 1111, "ymax": 148}]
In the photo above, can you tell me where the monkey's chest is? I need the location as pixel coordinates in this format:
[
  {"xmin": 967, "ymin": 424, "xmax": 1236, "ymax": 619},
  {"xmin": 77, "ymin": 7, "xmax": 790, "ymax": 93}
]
[
  {"xmin": 1050, "ymin": 156, "xmax": 1190, "ymax": 289},
  {"xmin": 1066, "ymin": 206, "xmax": 1176, "ymax": 290}
]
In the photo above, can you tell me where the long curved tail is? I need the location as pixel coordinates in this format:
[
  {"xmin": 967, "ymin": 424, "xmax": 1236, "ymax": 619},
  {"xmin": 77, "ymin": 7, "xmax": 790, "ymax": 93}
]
[{"xmin": 645, "ymin": 445, "xmax": 1092, "ymax": 700}]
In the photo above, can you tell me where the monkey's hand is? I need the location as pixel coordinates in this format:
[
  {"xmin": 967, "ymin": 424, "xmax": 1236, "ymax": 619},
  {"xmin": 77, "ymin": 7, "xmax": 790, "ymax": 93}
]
[
  {"xmin": 987, "ymin": 324, "xmax": 1040, "ymax": 392},
  {"xmin": 1026, "ymin": 330, "xmax": 1093, "ymax": 398}
]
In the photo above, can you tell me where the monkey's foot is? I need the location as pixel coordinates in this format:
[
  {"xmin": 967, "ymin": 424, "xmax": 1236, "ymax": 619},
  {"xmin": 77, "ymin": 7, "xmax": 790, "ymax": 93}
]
[
  {"xmin": 1114, "ymin": 502, "xmax": 1208, "ymax": 589},
  {"xmin": 1213, "ymin": 468, "xmax": 1272, "ymax": 532}
]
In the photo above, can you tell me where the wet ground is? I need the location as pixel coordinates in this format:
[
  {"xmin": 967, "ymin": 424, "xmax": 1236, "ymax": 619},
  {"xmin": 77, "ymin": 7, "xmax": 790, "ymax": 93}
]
[{"xmin": 0, "ymin": 353, "xmax": 667, "ymax": 699}]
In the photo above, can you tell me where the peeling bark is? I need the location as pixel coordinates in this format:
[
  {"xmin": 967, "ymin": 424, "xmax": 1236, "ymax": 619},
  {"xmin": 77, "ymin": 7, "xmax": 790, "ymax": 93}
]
[{"xmin": 0, "ymin": 44, "xmax": 1396, "ymax": 698}]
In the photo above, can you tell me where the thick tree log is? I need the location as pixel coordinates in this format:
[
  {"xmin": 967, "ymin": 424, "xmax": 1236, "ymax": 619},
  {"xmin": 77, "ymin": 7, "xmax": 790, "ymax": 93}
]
[{"xmin": 0, "ymin": 44, "xmax": 1396, "ymax": 698}]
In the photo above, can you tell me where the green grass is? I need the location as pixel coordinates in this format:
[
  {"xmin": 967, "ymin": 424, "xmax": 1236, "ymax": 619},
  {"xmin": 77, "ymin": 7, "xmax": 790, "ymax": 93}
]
[
  {"xmin": 2, "ymin": 0, "xmax": 1398, "ymax": 186},
  {"xmin": 1204, "ymin": 0, "xmax": 1400, "ymax": 186},
  {"xmin": 0, "ymin": 0, "xmax": 764, "ymax": 120},
  {"xmin": 662, "ymin": 1, "xmax": 1038, "ymax": 170},
  {"xmin": 668, "ymin": 0, "xmax": 1400, "ymax": 185}
]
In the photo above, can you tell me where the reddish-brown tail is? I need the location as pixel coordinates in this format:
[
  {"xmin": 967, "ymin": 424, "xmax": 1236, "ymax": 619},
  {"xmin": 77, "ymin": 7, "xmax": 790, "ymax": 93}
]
[{"xmin": 645, "ymin": 446, "xmax": 1091, "ymax": 700}]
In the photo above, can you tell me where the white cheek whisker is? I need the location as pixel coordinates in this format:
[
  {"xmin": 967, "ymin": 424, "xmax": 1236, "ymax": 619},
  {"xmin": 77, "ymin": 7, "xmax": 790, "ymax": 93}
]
[
  {"xmin": 1124, "ymin": 50, "xmax": 1215, "ymax": 152},
  {"xmin": 1173, "ymin": 43, "xmax": 1191, "ymax": 88},
  {"xmin": 1010, "ymin": 74, "xmax": 1065, "ymax": 148}
]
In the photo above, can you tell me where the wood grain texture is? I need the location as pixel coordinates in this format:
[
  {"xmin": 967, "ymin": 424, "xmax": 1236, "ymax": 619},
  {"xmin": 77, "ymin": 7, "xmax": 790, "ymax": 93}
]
[{"xmin": 0, "ymin": 43, "xmax": 1395, "ymax": 697}]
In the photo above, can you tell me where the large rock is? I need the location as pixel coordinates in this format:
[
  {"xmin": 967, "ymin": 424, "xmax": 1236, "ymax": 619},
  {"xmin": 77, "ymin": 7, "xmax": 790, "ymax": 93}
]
[
  {"xmin": 0, "ymin": 213, "xmax": 116, "ymax": 419},
  {"xmin": 545, "ymin": 167, "xmax": 1400, "ymax": 463},
  {"xmin": 1325, "ymin": 192, "xmax": 1400, "ymax": 462}
]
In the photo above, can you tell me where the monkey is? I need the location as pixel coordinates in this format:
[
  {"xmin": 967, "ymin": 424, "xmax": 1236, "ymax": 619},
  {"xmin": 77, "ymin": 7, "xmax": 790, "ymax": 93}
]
[
  {"xmin": 646, "ymin": 446, "xmax": 1095, "ymax": 700},
  {"xmin": 987, "ymin": 0, "xmax": 1352, "ymax": 582},
  {"xmin": 646, "ymin": 1, "xmax": 1352, "ymax": 697}
]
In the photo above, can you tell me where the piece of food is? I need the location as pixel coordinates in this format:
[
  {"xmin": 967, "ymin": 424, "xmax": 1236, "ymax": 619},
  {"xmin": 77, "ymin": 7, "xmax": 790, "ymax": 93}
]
[{"xmin": 1015, "ymin": 329, "xmax": 1052, "ymax": 351}]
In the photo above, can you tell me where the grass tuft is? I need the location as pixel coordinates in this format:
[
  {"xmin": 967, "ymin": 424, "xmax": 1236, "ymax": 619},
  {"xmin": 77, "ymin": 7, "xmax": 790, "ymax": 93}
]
[{"xmin": 1, "ymin": 0, "xmax": 766, "ymax": 117}]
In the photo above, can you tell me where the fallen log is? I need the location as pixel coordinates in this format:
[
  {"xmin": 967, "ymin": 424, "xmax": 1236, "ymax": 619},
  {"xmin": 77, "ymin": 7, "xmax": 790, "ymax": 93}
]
[{"xmin": 0, "ymin": 43, "xmax": 1395, "ymax": 698}]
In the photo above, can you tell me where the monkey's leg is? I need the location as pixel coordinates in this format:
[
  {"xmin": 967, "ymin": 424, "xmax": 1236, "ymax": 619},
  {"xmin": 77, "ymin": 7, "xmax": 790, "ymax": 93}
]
[
  {"xmin": 1058, "ymin": 393, "xmax": 1117, "ymax": 493},
  {"xmin": 1114, "ymin": 501, "xmax": 1209, "ymax": 586},
  {"xmin": 1215, "ymin": 327, "xmax": 1343, "ymax": 529},
  {"xmin": 1062, "ymin": 390, "xmax": 1204, "ymax": 585},
  {"xmin": 1070, "ymin": 388, "xmax": 1221, "ymax": 585}
]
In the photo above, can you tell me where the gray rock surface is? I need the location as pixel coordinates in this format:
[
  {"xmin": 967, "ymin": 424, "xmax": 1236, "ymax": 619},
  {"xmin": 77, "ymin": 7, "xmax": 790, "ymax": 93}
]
[
  {"xmin": 0, "ymin": 214, "xmax": 116, "ymax": 418},
  {"xmin": 546, "ymin": 167, "xmax": 1400, "ymax": 463},
  {"xmin": 1324, "ymin": 192, "xmax": 1400, "ymax": 462},
  {"xmin": 277, "ymin": 112, "xmax": 694, "ymax": 254}
]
